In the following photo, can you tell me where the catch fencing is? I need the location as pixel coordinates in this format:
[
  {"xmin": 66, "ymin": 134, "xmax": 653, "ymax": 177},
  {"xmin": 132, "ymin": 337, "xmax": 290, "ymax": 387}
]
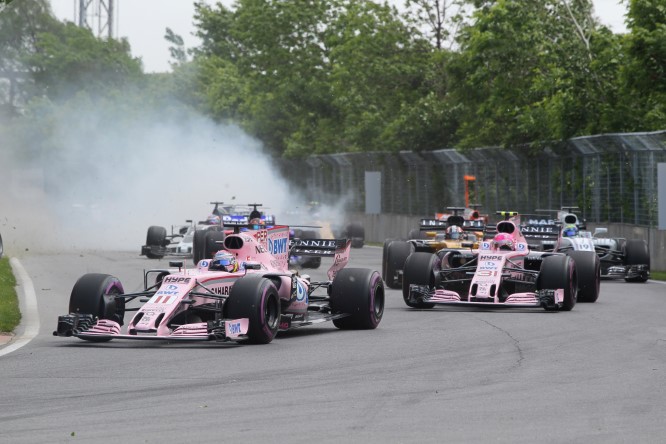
[{"xmin": 279, "ymin": 130, "xmax": 666, "ymax": 227}]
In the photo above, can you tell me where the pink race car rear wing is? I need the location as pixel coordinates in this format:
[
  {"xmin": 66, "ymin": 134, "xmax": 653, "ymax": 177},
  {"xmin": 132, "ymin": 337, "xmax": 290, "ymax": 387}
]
[{"xmin": 290, "ymin": 238, "xmax": 351, "ymax": 280}]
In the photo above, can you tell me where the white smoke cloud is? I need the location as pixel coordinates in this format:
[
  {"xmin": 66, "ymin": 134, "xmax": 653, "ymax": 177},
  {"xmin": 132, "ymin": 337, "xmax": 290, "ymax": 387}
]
[{"xmin": 0, "ymin": 95, "xmax": 311, "ymax": 255}]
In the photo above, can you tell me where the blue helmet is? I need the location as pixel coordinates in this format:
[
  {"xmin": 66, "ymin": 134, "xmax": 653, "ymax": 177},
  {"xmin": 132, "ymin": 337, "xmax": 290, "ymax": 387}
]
[
  {"xmin": 211, "ymin": 251, "xmax": 238, "ymax": 272},
  {"xmin": 562, "ymin": 225, "xmax": 578, "ymax": 237}
]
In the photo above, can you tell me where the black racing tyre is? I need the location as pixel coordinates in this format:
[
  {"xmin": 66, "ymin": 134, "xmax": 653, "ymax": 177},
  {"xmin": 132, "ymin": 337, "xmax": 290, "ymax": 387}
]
[
  {"xmin": 69, "ymin": 273, "xmax": 125, "ymax": 341},
  {"xmin": 225, "ymin": 275, "xmax": 280, "ymax": 344},
  {"xmin": 402, "ymin": 252, "xmax": 436, "ymax": 309},
  {"xmin": 330, "ymin": 268, "xmax": 385, "ymax": 329},
  {"xmin": 145, "ymin": 226, "xmax": 167, "ymax": 259},
  {"xmin": 384, "ymin": 240, "xmax": 412, "ymax": 289},
  {"xmin": 408, "ymin": 228, "xmax": 425, "ymax": 240},
  {"xmin": 566, "ymin": 251, "xmax": 600, "ymax": 303},
  {"xmin": 537, "ymin": 255, "xmax": 577, "ymax": 311},
  {"xmin": 346, "ymin": 222, "xmax": 365, "ymax": 248},
  {"xmin": 192, "ymin": 229, "xmax": 207, "ymax": 265},
  {"xmin": 382, "ymin": 238, "xmax": 396, "ymax": 282},
  {"xmin": 204, "ymin": 230, "xmax": 226, "ymax": 260},
  {"xmin": 624, "ymin": 239, "xmax": 650, "ymax": 283}
]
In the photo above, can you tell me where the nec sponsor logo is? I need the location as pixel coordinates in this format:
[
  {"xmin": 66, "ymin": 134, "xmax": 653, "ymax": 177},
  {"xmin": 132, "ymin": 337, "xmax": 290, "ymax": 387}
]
[
  {"xmin": 268, "ymin": 237, "xmax": 288, "ymax": 255},
  {"xmin": 164, "ymin": 276, "xmax": 191, "ymax": 284},
  {"xmin": 479, "ymin": 255, "xmax": 503, "ymax": 261}
]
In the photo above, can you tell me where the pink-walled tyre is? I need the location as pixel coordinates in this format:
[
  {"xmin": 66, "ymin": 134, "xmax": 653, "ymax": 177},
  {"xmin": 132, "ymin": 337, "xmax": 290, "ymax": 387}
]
[
  {"xmin": 69, "ymin": 273, "xmax": 125, "ymax": 341},
  {"xmin": 225, "ymin": 275, "xmax": 280, "ymax": 344},
  {"xmin": 567, "ymin": 251, "xmax": 600, "ymax": 302},
  {"xmin": 330, "ymin": 268, "xmax": 384, "ymax": 329}
]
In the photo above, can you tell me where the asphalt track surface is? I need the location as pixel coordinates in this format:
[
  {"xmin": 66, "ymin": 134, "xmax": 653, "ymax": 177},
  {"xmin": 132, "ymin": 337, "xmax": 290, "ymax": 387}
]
[{"xmin": 1, "ymin": 247, "xmax": 665, "ymax": 444}]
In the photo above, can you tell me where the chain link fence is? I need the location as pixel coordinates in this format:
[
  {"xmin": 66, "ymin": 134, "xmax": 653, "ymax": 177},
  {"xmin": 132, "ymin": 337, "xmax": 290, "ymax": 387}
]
[{"xmin": 280, "ymin": 131, "xmax": 666, "ymax": 227}]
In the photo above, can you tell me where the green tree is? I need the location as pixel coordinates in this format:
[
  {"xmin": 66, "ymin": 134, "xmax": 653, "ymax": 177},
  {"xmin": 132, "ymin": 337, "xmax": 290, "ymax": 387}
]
[
  {"xmin": 26, "ymin": 22, "xmax": 142, "ymax": 101},
  {"xmin": 193, "ymin": 0, "xmax": 432, "ymax": 156},
  {"xmin": 0, "ymin": 0, "xmax": 56, "ymax": 115},
  {"xmin": 447, "ymin": 0, "xmax": 618, "ymax": 148},
  {"xmin": 619, "ymin": 0, "xmax": 666, "ymax": 130}
]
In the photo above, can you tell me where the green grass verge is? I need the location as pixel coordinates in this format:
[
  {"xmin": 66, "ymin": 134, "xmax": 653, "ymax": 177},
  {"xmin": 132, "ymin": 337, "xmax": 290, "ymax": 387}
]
[
  {"xmin": 650, "ymin": 270, "xmax": 666, "ymax": 281},
  {"xmin": 0, "ymin": 257, "xmax": 21, "ymax": 333}
]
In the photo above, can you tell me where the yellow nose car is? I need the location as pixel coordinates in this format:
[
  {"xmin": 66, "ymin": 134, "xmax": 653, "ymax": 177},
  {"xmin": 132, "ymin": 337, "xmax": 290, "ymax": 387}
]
[{"xmin": 382, "ymin": 217, "xmax": 485, "ymax": 289}]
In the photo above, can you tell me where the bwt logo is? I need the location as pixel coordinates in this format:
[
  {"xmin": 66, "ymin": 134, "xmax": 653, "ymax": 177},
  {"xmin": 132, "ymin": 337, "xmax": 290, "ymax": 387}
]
[
  {"xmin": 268, "ymin": 237, "xmax": 288, "ymax": 255},
  {"xmin": 227, "ymin": 322, "xmax": 241, "ymax": 335}
]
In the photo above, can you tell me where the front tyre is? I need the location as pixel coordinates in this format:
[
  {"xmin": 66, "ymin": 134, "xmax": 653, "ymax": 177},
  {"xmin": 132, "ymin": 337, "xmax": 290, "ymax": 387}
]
[
  {"xmin": 537, "ymin": 255, "xmax": 577, "ymax": 311},
  {"xmin": 402, "ymin": 252, "xmax": 436, "ymax": 309},
  {"xmin": 225, "ymin": 275, "xmax": 280, "ymax": 344},
  {"xmin": 69, "ymin": 274, "xmax": 125, "ymax": 341},
  {"xmin": 624, "ymin": 239, "xmax": 650, "ymax": 283},
  {"xmin": 384, "ymin": 240, "xmax": 412, "ymax": 289},
  {"xmin": 145, "ymin": 226, "xmax": 167, "ymax": 259},
  {"xmin": 566, "ymin": 251, "xmax": 600, "ymax": 303},
  {"xmin": 330, "ymin": 268, "xmax": 385, "ymax": 329}
]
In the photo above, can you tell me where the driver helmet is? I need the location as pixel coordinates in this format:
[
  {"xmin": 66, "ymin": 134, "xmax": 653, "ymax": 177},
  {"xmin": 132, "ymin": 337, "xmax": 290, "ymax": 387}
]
[
  {"xmin": 493, "ymin": 233, "xmax": 515, "ymax": 251},
  {"xmin": 211, "ymin": 251, "xmax": 238, "ymax": 272},
  {"xmin": 562, "ymin": 224, "xmax": 578, "ymax": 237},
  {"xmin": 446, "ymin": 225, "xmax": 463, "ymax": 240},
  {"xmin": 206, "ymin": 214, "xmax": 221, "ymax": 225}
]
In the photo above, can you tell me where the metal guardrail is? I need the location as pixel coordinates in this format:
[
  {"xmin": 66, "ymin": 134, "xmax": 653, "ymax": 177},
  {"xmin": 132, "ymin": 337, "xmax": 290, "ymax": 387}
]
[{"xmin": 280, "ymin": 131, "xmax": 666, "ymax": 226}]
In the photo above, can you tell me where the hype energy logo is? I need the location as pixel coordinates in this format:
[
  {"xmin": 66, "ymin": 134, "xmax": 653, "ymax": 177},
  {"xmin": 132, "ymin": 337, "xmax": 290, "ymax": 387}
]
[{"xmin": 268, "ymin": 237, "xmax": 288, "ymax": 255}]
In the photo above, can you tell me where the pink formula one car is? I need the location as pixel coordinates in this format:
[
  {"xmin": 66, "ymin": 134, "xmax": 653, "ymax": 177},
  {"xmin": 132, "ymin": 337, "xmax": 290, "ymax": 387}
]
[
  {"xmin": 402, "ymin": 212, "xmax": 579, "ymax": 311},
  {"xmin": 54, "ymin": 224, "xmax": 384, "ymax": 344}
]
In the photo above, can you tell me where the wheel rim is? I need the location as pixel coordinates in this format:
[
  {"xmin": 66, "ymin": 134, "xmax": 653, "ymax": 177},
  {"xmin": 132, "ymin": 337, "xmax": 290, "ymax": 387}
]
[
  {"xmin": 373, "ymin": 285, "xmax": 385, "ymax": 320},
  {"xmin": 265, "ymin": 295, "xmax": 279, "ymax": 330}
]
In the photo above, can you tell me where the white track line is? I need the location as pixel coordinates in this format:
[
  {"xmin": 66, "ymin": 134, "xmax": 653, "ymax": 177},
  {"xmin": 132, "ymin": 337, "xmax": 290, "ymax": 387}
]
[{"xmin": 0, "ymin": 258, "xmax": 40, "ymax": 357}]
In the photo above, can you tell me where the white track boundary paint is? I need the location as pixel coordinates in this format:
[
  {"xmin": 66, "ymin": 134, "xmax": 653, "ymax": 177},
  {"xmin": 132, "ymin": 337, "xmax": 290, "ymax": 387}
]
[{"xmin": 0, "ymin": 258, "xmax": 40, "ymax": 357}]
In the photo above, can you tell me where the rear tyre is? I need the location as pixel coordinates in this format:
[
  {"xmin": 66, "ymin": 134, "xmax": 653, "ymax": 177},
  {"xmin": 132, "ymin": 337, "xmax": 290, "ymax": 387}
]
[
  {"xmin": 145, "ymin": 226, "xmax": 167, "ymax": 259},
  {"xmin": 204, "ymin": 230, "xmax": 226, "ymax": 260},
  {"xmin": 346, "ymin": 223, "xmax": 365, "ymax": 248},
  {"xmin": 566, "ymin": 251, "xmax": 600, "ymax": 303},
  {"xmin": 408, "ymin": 228, "xmax": 425, "ymax": 240},
  {"xmin": 225, "ymin": 275, "xmax": 280, "ymax": 344},
  {"xmin": 382, "ymin": 238, "xmax": 396, "ymax": 282},
  {"xmin": 624, "ymin": 239, "xmax": 650, "ymax": 283},
  {"xmin": 537, "ymin": 255, "xmax": 577, "ymax": 311},
  {"xmin": 69, "ymin": 273, "xmax": 125, "ymax": 341},
  {"xmin": 402, "ymin": 252, "xmax": 436, "ymax": 309},
  {"xmin": 192, "ymin": 229, "xmax": 207, "ymax": 265},
  {"xmin": 384, "ymin": 241, "xmax": 412, "ymax": 289},
  {"xmin": 331, "ymin": 268, "xmax": 384, "ymax": 329}
]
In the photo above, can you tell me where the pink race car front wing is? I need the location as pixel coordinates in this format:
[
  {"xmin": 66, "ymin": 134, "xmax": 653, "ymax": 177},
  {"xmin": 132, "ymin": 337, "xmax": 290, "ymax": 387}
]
[
  {"xmin": 408, "ymin": 285, "xmax": 565, "ymax": 309},
  {"xmin": 54, "ymin": 314, "xmax": 250, "ymax": 343}
]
